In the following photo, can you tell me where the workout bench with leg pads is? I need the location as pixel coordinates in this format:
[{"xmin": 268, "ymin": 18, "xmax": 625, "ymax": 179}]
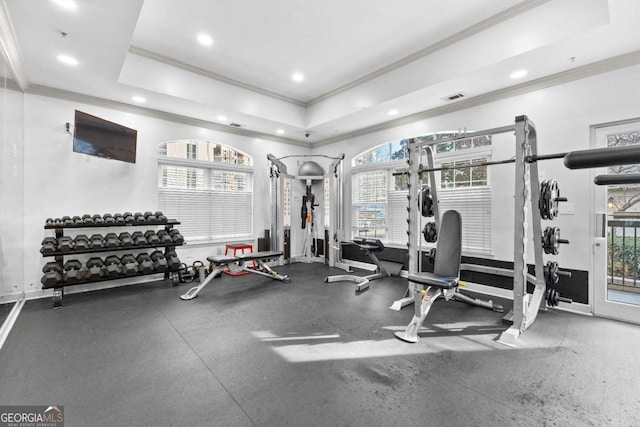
[
  {"xmin": 394, "ymin": 210, "xmax": 503, "ymax": 343},
  {"xmin": 324, "ymin": 238, "xmax": 403, "ymax": 292},
  {"xmin": 180, "ymin": 250, "xmax": 290, "ymax": 300}
]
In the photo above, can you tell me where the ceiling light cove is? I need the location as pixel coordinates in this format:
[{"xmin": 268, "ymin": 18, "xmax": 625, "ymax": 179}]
[
  {"xmin": 57, "ymin": 54, "xmax": 78, "ymax": 66},
  {"xmin": 292, "ymin": 72, "xmax": 304, "ymax": 83},
  {"xmin": 197, "ymin": 33, "xmax": 213, "ymax": 47},
  {"xmin": 51, "ymin": 0, "xmax": 77, "ymax": 10},
  {"xmin": 216, "ymin": 115, "xmax": 227, "ymax": 122},
  {"xmin": 276, "ymin": 129, "xmax": 285, "ymax": 135},
  {"xmin": 510, "ymin": 69, "xmax": 528, "ymax": 79},
  {"xmin": 132, "ymin": 96, "xmax": 146, "ymax": 103},
  {"xmin": 388, "ymin": 109, "xmax": 399, "ymax": 116}
]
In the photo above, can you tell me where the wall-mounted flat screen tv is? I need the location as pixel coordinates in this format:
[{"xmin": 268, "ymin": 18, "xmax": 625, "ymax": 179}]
[{"xmin": 73, "ymin": 110, "xmax": 137, "ymax": 163}]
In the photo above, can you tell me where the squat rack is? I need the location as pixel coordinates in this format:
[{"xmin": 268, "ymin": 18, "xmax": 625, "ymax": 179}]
[
  {"xmin": 401, "ymin": 115, "xmax": 640, "ymax": 345},
  {"xmin": 405, "ymin": 115, "xmax": 558, "ymax": 346}
]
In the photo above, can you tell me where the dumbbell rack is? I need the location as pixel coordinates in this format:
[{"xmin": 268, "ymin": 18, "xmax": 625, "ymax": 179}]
[{"xmin": 42, "ymin": 219, "xmax": 183, "ymax": 308}]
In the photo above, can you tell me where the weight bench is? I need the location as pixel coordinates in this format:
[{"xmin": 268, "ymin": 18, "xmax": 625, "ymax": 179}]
[
  {"xmin": 180, "ymin": 250, "xmax": 290, "ymax": 300},
  {"xmin": 395, "ymin": 210, "xmax": 503, "ymax": 343},
  {"xmin": 324, "ymin": 238, "xmax": 403, "ymax": 292}
]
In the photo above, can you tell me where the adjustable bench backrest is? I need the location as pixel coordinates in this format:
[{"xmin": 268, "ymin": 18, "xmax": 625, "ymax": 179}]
[{"xmin": 433, "ymin": 210, "xmax": 462, "ymax": 279}]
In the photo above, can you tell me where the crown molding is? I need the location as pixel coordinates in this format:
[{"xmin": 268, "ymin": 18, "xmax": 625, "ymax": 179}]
[
  {"xmin": 128, "ymin": 46, "xmax": 306, "ymax": 108},
  {"xmin": 25, "ymin": 84, "xmax": 311, "ymax": 148},
  {"xmin": 306, "ymin": 0, "xmax": 552, "ymax": 106},
  {"xmin": 312, "ymin": 50, "xmax": 640, "ymax": 146},
  {"xmin": 0, "ymin": 0, "xmax": 29, "ymax": 90}
]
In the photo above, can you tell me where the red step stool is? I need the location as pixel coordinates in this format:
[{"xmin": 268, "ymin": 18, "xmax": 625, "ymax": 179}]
[{"xmin": 222, "ymin": 244, "xmax": 256, "ymax": 276}]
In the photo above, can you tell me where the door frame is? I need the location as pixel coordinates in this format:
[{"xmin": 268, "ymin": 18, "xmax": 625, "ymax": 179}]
[{"xmin": 591, "ymin": 118, "xmax": 640, "ymax": 324}]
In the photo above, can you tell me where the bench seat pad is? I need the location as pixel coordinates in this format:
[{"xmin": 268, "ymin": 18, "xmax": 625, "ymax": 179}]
[{"xmin": 408, "ymin": 272, "xmax": 458, "ymax": 289}]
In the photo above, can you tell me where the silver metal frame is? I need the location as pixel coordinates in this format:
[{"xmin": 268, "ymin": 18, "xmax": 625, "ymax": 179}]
[
  {"xmin": 268, "ymin": 153, "xmax": 350, "ymax": 271},
  {"xmin": 395, "ymin": 116, "xmax": 548, "ymax": 346}
]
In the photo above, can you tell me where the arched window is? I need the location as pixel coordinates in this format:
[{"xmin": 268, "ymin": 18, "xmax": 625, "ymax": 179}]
[
  {"xmin": 351, "ymin": 134, "xmax": 492, "ymax": 254},
  {"xmin": 158, "ymin": 140, "xmax": 253, "ymax": 243}
]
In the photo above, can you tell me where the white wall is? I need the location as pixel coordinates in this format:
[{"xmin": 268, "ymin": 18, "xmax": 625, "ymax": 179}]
[
  {"xmin": 7, "ymin": 63, "xmax": 640, "ymax": 301},
  {"xmin": 0, "ymin": 87, "xmax": 24, "ymax": 303},
  {"xmin": 15, "ymin": 94, "xmax": 308, "ymax": 299},
  {"xmin": 313, "ymin": 64, "xmax": 640, "ymax": 278}
]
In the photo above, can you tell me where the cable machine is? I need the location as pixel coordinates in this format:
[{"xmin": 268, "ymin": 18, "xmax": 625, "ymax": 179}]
[{"xmin": 267, "ymin": 153, "xmax": 350, "ymax": 271}]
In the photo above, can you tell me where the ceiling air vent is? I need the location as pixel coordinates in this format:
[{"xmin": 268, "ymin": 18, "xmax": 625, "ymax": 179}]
[
  {"xmin": 443, "ymin": 93, "xmax": 464, "ymax": 101},
  {"xmin": 229, "ymin": 122, "xmax": 242, "ymax": 127}
]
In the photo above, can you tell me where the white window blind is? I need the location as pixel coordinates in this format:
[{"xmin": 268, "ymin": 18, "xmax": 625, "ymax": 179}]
[
  {"xmin": 158, "ymin": 189, "xmax": 252, "ymax": 242},
  {"xmin": 351, "ymin": 139, "xmax": 492, "ymax": 253},
  {"xmin": 438, "ymin": 187, "xmax": 492, "ymax": 254},
  {"xmin": 158, "ymin": 160, "xmax": 253, "ymax": 243},
  {"xmin": 388, "ymin": 191, "xmax": 409, "ymax": 244},
  {"xmin": 352, "ymin": 171, "xmax": 387, "ymax": 239}
]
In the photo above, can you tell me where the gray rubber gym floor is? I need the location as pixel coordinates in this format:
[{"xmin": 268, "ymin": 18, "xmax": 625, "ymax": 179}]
[{"xmin": 1, "ymin": 263, "xmax": 639, "ymax": 427}]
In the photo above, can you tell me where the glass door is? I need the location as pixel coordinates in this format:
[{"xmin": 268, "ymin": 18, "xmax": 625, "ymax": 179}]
[{"xmin": 593, "ymin": 121, "xmax": 640, "ymax": 323}]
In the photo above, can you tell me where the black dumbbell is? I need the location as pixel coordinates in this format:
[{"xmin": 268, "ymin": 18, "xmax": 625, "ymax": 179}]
[
  {"xmin": 123, "ymin": 212, "xmax": 135, "ymax": 224},
  {"xmin": 120, "ymin": 254, "xmax": 138, "ymax": 275},
  {"xmin": 53, "ymin": 218, "xmax": 63, "ymax": 226},
  {"xmin": 57, "ymin": 236, "xmax": 74, "ymax": 252},
  {"xmin": 92, "ymin": 214, "xmax": 104, "ymax": 225},
  {"xmin": 45, "ymin": 218, "xmax": 54, "ymax": 226},
  {"xmin": 131, "ymin": 231, "xmax": 147, "ymax": 246},
  {"xmin": 104, "ymin": 233, "xmax": 120, "ymax": 248},
  {"xmin": 150, "ymin": 251, "xmax": 168, "ymax": 271},
  {"xmin": 73, "ymin": 234, "xmax": 91, "ymax": 251},
  {"xmin": 165, "ymin": 251, "xmax": 181, "ymax": 270},
  {"xmin": 62, "ymin": 216, "xmax": 74, "ymax": 225},
  {"xmin": 103, "ymin": 213, "xmax": 115, "ymax": 224},
  {"xmin": 155, "ymin": 211, "xmax": 167, "ymax": 223},
  {"xmin": 41, "ymin": 262, "xmax": 63, "ymax": 287},
  {"xmin": 104, "ymin": 255, "xmax": 122, "ymax": 278},
  {"xmin": 63, "ymin": 260, "xmax": 85, "ymax": 284},
  {"xmin": 169, "ymin": 229, "xmax": 184, "ymax": 245},
  {"xmin": 136, "ymin": 253, "xmax": 154, "ymax": 274},
  {"xmin": 72, "ymin": 215, "xmax": 83, "ymax": 225},
  {"xmin": 118, "ymin": 232, "xmax": 134, "ymax": 247},
  {"xmin": 134, "ymin": 212, "xmax": 146, "ymax": 224},
  {"xmin": 82, "ymin": 214, "xmax": 94, "ymax": 224},
  {"xmin": 40, "ymin": 237, "xmax": 57, "ymax": 255},
  {"xmin": 113, "ymin": 213, "xmax": 126, "ymax": 225},
  {"xmin": 144, "ymin": 211, "xmax": 157, "ymax": 224},
  {"xmin": 86, "ymin": 257, "xmax": 105, "ymax": 280},
  {"xmin": 144, "ymin": 230, "xmax": 160, "ymax": 245},
  {"xmin": 42, "ymin": 261, "xmax": 63, "ymax": 273},
  {"xmin": 156, "ymin": 230, "xmax": 173, "ymax": 245},
  {"xmin": 90, "ymin": 234, "xmax": 105, "ymax": 249}
]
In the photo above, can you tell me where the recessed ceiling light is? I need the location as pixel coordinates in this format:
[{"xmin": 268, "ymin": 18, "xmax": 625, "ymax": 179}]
[
  {"xmin": 132, "ymin": 96, "xmax": 146, "ymax": 103},
  {"xmin": 197, "ymin": 33, "xmax": 213, "ymax": 46},
  {"xmin": 57, "ymin": 54, "xmax": 78, "ymax": 66},
  {"xmin": 510, "ymin": 69, "xmax": 527, "ymax": 79},
  {"xmin": 388, "ymin": 109, "xmax": 399, "ymax": 116},
  {"xmin": 292, "ymin": 72, "xmax": 304, "ymax": 82},
  {"xmin": 276, "ymin": 129, "xmax": 285, "ymax": 135},
  {"xmin": 216, "ymin": 115, "xmax": 227, "ymax": 122},
  {"xmin": 51, "ymin": 0, "xmax": 77, "ymax": 10}
]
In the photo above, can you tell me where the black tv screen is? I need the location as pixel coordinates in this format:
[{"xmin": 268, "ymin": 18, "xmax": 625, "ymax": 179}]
[{"xmin": 73, "ymin": 110, "xmax": 137, "ymax": 163}]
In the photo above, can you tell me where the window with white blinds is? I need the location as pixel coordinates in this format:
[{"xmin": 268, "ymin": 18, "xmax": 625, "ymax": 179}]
[
  {"xmin": 438, "ymin": 187, "xmax": 492, "ymax": 254},
  {"xmin": 352, "ymin": 170, "xmax": 388, "ymax": 239},
  {"xmin": 351, "ymin": 137, "xmax": 492, "ymax": 254},
  {"xmin": 158, "ymin": 140, "xmax": 253, "ymax": 243}
]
